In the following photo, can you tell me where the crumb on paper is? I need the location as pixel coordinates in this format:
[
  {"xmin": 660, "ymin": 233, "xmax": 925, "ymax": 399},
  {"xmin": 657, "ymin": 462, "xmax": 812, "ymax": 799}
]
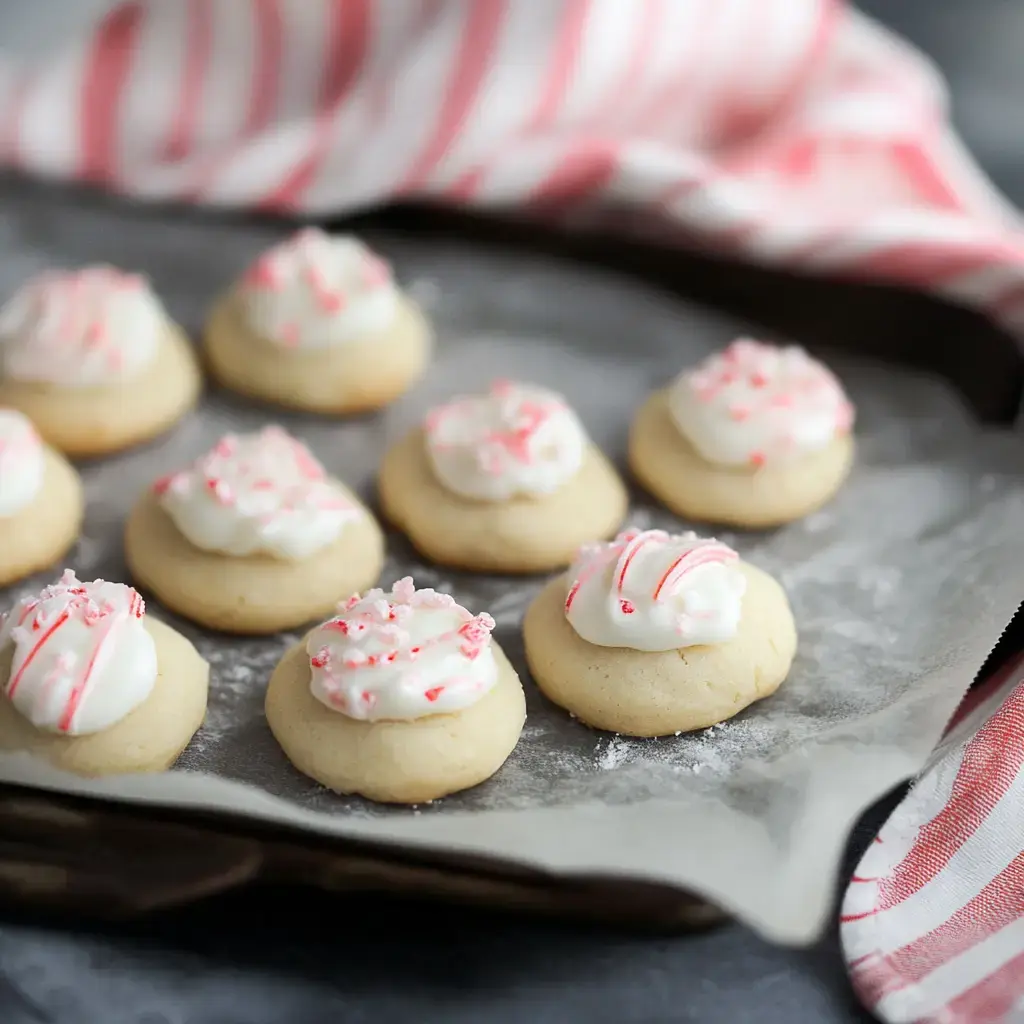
[
  {"xmin": 406, "ymin": 278, "xmax": 441, "ymax": 309},
  {"xmin": 598, "ymin": 736, "xmax": 632, "ymax": 771},
  {"xmin": 802, "ymin": 512, "xmax": 832, "ymax": 534}
]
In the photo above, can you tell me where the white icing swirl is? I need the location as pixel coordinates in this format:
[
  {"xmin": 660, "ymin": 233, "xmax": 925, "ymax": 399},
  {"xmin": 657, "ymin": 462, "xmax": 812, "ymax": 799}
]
[
  {"xmin": 0, "ymin": 570, "xmax": 157, "ymax": 736},
  {"xmin": 307, "ymin": 576, "xmax": 497, "ymax": 722},
  {"xmin": 155, "ymin": 426, "xmax": 361, "ymax": 560},
  {"xmin": 667, "ymin": 338, "xmax": 855, "ymax": 467},
  {"xmin": 239, "ymin": 228, "xmax": 399, "ymax": 349},
  {"xmin": 0, "ymin": 409, "xmax": 44, "ymax": 517},
  {"xmin": 564, "ymin": 528, "xmax": 746, "ymax": 652},
  {"xmin": 0, "ymin": 266, "xmax": 165, "ymax": 387},
  {"xmin": 425, "ymin": 380, "xmax": 587, "ymax": 501}
]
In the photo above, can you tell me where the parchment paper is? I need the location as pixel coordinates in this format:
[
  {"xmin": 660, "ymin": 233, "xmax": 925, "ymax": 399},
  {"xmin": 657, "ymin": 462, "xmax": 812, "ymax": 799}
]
[{"xmin": 0, "ymin": 180, "xmax": 1022, "ymax": 945}]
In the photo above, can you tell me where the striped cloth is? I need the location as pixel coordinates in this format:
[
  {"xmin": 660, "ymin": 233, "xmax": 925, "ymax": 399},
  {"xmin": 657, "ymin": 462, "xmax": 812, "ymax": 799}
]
[
  {"xmin": 2, "ymin": 3, "xmax": 1023, "ymax": 1020},
  {"xmin": 2, "ymin": 0, "xmax": 1024, "ymax": 337},
  {"xmin": 842, "ymin": 651, "xmax": 1024, "ymax": 1023}
]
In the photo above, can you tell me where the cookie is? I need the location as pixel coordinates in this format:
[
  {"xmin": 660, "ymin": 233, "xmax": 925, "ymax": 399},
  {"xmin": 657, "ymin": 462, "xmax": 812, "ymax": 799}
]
[
  {"xmin": 266, "ymin": 577, "xmax": 526, "ymax": 804},
  {"xmin": 523, "ymin": 527, "xmax": 797, "ymax": 736},
  {"xmin": 379, "ymin": 381, "xmax": 627, "ymax": 573},
  {"xmin": 125, "ymin": 425, "xmax": 385, "ymax": 634},
  {"xmin": 0, "ymin": 266, "xmax": 201, "ymax": 456},
  {"xmin": 0, "ymin": 570, "xmax": 209, "ymax": 775},
  {"xmin": 0, "ymin": 409, "xmax": 83, "ymax": 587},
  {"xmin": 630, "ymin": 339, "xmax": 855, "ymax": 528},
  {"xmin": 205, "ymin": 229, "xmax": 431, "ymax": 414}
]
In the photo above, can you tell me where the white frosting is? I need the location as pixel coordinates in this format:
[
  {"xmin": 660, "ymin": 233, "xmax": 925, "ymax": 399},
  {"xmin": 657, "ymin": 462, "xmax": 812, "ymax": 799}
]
[
  {"xmin": 425, "ymin": 380, "xmax": 588, "ymax": 501},
  {"xmin": 0, "ymin": 409, "xmax": 44, "ymax": 517},
  {"xmin": 155, "ymin": 426, "xmax": 361, "ymax": 561},
  {"xmin": 306, "ymin": 577, "xmax": 498, "ymax": 722},
  {"xmin": 667, "ymin": 338, "xmax": 855, "ymax": 467},
  {"xmin": 564, "ymin": 528, "xmax": 746, "ymax": 652},
  {"xmin": 239, "ymin": 228, "xmax": 399, "ymax": 349},
  {"xmin": 0, "ymin": 266, "xmax": 165, "ymax": 387},
  {"xmin": 0, "ymin": 570, "xmax": 157, "ymax": 736}
]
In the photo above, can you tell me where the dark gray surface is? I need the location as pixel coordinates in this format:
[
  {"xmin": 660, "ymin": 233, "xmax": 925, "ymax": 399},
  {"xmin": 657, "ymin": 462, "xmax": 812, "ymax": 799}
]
[
  {"xmin": 0, "ymin": 794, "xmax": 895, "ymax": 1024},
  {"xmin": 0, "ymin": 887, "xmax": 871, "ymax": 1024},
  {"xmin": 0, "ymin": 3, "xmax": 1020, "ymax": 1023}
]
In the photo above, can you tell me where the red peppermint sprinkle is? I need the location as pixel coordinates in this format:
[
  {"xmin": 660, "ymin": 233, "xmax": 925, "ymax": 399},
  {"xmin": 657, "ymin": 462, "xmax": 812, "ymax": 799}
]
[
  {"xmin": 837, "ymin": 400, "xmax": 856, "ymax": 433},
  {"xmin": 205, "ymin": 477, "xmax": 233, "ymax": 504},
  {"xmin": 244, "ymin": 256, "xmax": 281, "ymax": 290},
  {"xmin": 151, "ymin": 473, "xmax": 175, "ymax": 496},
  {"xmin": 303, "ymin": 263, "xmax": 327, "ymax": 290},
  {"xmin": 84, "ymin": 322, "xmax": 105, "ymax": 348},
  {"xmin": 318, "ymin": 291, "xmax": 346, "ymax": 313},
  {"xmin": 361, "ymin": 254, "xmax": 391, "ymax": 288}
]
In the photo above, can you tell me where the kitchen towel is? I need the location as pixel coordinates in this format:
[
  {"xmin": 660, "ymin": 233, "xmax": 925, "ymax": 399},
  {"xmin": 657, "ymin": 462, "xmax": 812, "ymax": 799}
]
[
  {"xmin": 2, "ymin": 0, "xmax": 1023, "ymax": 338},
  {"xmin": 842, "ymin": 650, "xmax": 1024, "ymax": 1024}
]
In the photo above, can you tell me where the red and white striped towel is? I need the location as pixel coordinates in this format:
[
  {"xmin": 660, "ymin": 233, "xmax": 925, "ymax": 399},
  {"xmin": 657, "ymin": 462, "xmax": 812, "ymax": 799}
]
[
  {"xmin": 842, "ymin": 651, "xmax": 1024, "ymax": 1024},
  {"xmin": 3, "ymin": 0, "xmax": 1024, "ymax": 337},
  {"xmin": 2, "ymin": 3, "xmax": 1024, "ymax": 1020}
]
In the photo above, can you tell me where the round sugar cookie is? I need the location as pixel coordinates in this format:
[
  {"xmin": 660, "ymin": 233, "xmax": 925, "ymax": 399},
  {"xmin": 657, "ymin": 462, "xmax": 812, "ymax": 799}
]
[
  {"xmin": 266, "ymin": 580, "xmax": 526, "ymax": 804},
  {"xmin": 629, "ymin": 390, "xmax": 853, "ymax": 529},
  {"xmin": 125, "ymin": 427, "xmax": 385, "ymax": 634},
  {"xmin": 0, "ymin": 267, "xmax": 201, "ymax": 457},
  {"xmin": 379, "ymin": 381, "xmax": 627, "ymax": 573},
  {"xmin": 0, "ymin": 577, "xmax": 208, "ymax": 776},
  {"xmin": 523, "ymin": 530, "xmax": 797, "ymax": 736},
  {"xmin": 630, "ymin": 339, "xmax": 855, "ymax": 528},
  {"xmin": 0, "ymin": 412, "xmax": 83, "ymax": 586},
  {"xmin": 204, "ymin": 230, "xmax": 431, "ymax": 414},
  {"xmin": 267, "ymin": 638, "xmax": 525, "ymax": 804}
]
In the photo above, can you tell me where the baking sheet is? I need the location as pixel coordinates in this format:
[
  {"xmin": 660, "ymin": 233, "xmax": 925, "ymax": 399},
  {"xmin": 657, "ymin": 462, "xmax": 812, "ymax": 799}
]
[{"xmin": 0, "ymin": 180, "xmax": 1023, "ymax": 945}]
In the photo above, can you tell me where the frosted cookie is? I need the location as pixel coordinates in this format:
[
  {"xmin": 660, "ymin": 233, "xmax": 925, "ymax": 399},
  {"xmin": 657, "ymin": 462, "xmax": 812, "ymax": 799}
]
[
  {"xmin": 205, "ymin": 229, "xmax": 431, "ymax": 414},
  {"xmin": 266, "ymin": 577, "xmax": 526, "ymax": 804},
  {"xmin": 629, "ymin": 339, "xmax": 855, "ymax": 528},
  {"xmin": 379, "ymin": 380, "xmax": 627, "ymax": 573},
  {"xmin": 0, "ymin": 570, "xmax": 208, "ymax": 775},
  {"xmin": 0, "ymin": 266, "xmax": 201, "ymax": 457},
  {"xmin": 0, "ymin": 410, "xmax": 83, "ymax": 586},
  {"xmin": 523, "ymin": 527, "xmax": 796, "ymax": 736},
  {"xmin": 125, "ymin": 426, "xmax": 385, "ymax": 634}
]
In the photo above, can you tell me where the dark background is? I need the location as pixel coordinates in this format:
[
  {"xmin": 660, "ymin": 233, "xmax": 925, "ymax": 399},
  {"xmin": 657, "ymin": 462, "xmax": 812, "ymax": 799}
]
[{"xmin": 1, "ymin": 3, "xmax": 1020, "ymax": 1022}]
